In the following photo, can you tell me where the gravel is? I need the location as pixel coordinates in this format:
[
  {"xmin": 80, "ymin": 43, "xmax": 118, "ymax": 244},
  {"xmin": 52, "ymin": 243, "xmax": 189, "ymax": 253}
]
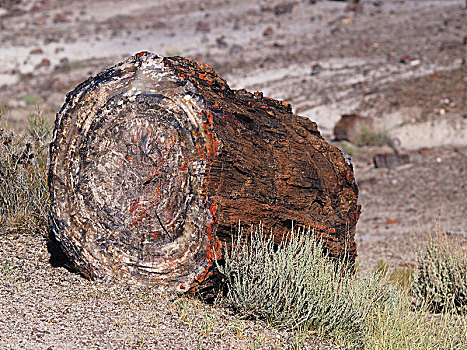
[{"xmin": 0, "ymin": 232, "xmax": 341, "ymax": 349}]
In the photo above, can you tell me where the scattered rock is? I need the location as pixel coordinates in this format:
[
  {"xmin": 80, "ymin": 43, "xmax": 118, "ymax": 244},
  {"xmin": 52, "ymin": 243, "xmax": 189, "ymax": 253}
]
[
  {"xmin": 35, "ymin": 58, "xmax": 51, "ymax": 69},
  {"xmin": 215, "ymin": 35, "xmax": 227, "ymax": 47},
  {"xmin": 34, "ymin": 17, "xmax": 47, "ymax": 26},
  {"xmin": 373, "ymin": 152, "xmax": 410, "ymax": 169},
  {"xmin": 195, "ymin": 21, "xmax": 210, "ymax": 33},
  {"xmin": 310, "ymin": 63, "xmax": 323, "ymax": 76},
  {"xmin": 54, "ymin": 57, "xmax": 70, "ymax": 72},
  {"xmin": 346, "ymin": 0, "xmax": 363, "ymax": 13},
  {"xmin": 1, "ymin": 0, "xmax": 21, "ymax": 6},
  {"xmin": 262, "ymin": 2, "xmax": 296, "ymax": 16},
  {"xmin": 333, "ymin": 114, "xmax": 374, "ymax": 144},
  {"xmin": 273, "ymin": 2, "xmax": 295, "ymax": 15},
  {"xmin": 263, "ymin": 26, "xmax": 274, "ymax": 36},
  {"xmin": 385, "ymin": 218, "xmax": 400, "ymax": 225},
  {"xmin": 30, "ymin": 48, "xmax": 43, "ymax": 55},
  {"xmin": 399, "ymin": 55, "xmax": 416, "ymax": 64},
  {"xmin": 53, "ymin": 12, "xmax": 67, "ymax": 23}
]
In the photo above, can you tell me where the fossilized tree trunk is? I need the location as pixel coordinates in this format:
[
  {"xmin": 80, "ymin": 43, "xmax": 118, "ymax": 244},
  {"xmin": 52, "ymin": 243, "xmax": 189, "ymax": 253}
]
[{"xmin": 49, "ymin": 52, "xmax": 360, "ymax": 296}]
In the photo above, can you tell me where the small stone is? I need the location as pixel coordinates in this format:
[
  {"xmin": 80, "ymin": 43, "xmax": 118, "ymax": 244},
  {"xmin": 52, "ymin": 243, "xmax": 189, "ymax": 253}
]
[
  {"xmin": 30, "ymin": 48, "xmax": 43, "ymax": 55},
  {"xmin": 333, "ymin": 114, "xmax": 374, "ymax": 144},
  {"xmin": 310, "ymin": 63, "xmax": 322, "ymax": 76},
  {"xmin": 34, "ymin": 17, "xmax": 47, "ymax": 26},
  {"xmin": 215, "ymin": 36, "xmax": 227, "ymax": 47},
  {"xmin": 195, "ymin": 21, "xmax": 210, "ymax": 33},
  {"xmin": 35, "ymin": 58, "xmax": 51, "ymax": 68},
  {"xmin": 53, "ymin": 12, "xmax": 67, "ymax": 23},
  {"xmin": 263, "ymin": 27, "xmax": 274, "ymax": 36},
  {"xmin": 346, "ymin": 0, "xmax": 363, "ymax": 12},
  {"xmin": 399, "ymin": 55, "xmax": 413, "ymax": 64},
  {"xmin": 272, "ymin": 2, "xmax": 295, "ymax": 16},
  {"xmin": 373, "ymin": 153, "xmax": 410, "ymax": 169}
]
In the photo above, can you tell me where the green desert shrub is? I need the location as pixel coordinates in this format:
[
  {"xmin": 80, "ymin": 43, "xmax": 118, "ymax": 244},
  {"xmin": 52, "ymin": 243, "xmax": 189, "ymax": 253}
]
[
  {"xmin": 215, "ymin": 225, "xmax": 396, "ymax": 347},
  {"xmin": 413, "ymin": 231, "xmax": 467, "ymax": 315},
  {"xmin": 0, "ymin": 108, "xmax": 51, "ymax": 235},
  {"xmin": 216, "ymin": 224, "xmax": 466, "ymax": 348}
]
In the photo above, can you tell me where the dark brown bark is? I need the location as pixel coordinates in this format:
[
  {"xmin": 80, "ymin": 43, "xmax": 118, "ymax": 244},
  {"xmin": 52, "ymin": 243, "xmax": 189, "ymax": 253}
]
[{"xmin": 49, "ymin": 52, "xmax": 360, "ymax": 296}]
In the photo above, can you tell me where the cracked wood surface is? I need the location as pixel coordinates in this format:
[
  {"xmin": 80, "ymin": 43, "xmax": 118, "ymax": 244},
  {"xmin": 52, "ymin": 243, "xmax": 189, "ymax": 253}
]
[{"xmin": 49, "ymin": 52, "xmax": 360, "ymax": 295}]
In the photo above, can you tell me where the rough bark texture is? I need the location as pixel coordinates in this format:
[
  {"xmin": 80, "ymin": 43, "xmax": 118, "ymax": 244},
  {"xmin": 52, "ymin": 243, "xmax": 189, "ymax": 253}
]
[{"xmin": 49, "ymin": 52, "xmax": 360, "ymax": 296}]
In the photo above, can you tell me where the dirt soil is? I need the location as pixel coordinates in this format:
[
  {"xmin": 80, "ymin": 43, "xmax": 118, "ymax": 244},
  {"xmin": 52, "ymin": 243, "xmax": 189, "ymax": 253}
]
[{"xmin": 0, "ymin": 0, "xmax": 466, "ymax": 348}]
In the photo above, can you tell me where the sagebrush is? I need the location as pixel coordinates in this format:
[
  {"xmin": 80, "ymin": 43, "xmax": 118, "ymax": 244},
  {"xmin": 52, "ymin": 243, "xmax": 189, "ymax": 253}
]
[
  {"xmin": 216, "ymin": 225, "xmax": 466, "ymax": 349},
  {"xmin": 216, "ymin": 225, "xmax": 393, "ymax": 347},
  {"xmin": 413, "ymin": 231, "xmax": 467, "ymax": 315},
  {"xmin": 0, "ymin": 108, "xmax": 51, "ymax": 235}
]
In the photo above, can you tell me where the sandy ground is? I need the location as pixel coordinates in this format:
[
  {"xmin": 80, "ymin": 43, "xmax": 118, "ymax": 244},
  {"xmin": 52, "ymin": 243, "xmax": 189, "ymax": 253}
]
[{"xmin": 0, "ymin": 0, "xmax": 466, "ymax": 348}]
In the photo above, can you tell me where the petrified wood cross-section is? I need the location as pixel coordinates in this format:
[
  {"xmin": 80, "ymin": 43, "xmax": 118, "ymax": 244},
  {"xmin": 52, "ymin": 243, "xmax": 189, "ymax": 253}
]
[{"xmin": 49, "ymin": 52, "xmax": 360, "ymax": 295}]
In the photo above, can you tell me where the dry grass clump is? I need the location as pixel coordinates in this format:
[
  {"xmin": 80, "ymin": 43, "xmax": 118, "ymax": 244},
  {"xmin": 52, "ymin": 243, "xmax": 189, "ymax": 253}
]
[
  {"xmin": 373, "ymin": 259, "xmax": 414, "ymax": 291},
  {"xmin": 0, "ymin": 108, "xmax": 51, "ymax": 235},
  {"xmin": 366, "ymin": 291, "xmax": 466, "ymax": 350},
  {"xmin": 413, "ymin": 230, "xmax": 467, "ymax": 315},
  {"xmin": 216, "ymin": 225, "xmax": 466, "ymax": 349}
]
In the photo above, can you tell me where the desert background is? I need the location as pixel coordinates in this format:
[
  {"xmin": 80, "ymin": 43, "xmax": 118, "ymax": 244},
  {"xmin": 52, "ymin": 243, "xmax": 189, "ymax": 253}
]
[{"xmin": 0, "ymin": 0, "xmax": 465, "ymax": 348}]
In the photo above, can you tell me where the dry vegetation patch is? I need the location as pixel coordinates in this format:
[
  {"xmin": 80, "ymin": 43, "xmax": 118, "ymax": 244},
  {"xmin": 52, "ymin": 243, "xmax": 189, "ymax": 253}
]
[
  {"xmin": 0, "ymin": 108, "xmax": 51, "ymax": 235},
  {"xmin": 217, "ymin": 225, "xmax": 466, "ymax": 349}
]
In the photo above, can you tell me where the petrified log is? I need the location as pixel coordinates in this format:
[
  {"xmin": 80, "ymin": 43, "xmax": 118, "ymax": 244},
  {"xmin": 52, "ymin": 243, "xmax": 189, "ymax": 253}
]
[{"xmin": 49, "ymin": 52, "xmax": 360, "ymax": 295}]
